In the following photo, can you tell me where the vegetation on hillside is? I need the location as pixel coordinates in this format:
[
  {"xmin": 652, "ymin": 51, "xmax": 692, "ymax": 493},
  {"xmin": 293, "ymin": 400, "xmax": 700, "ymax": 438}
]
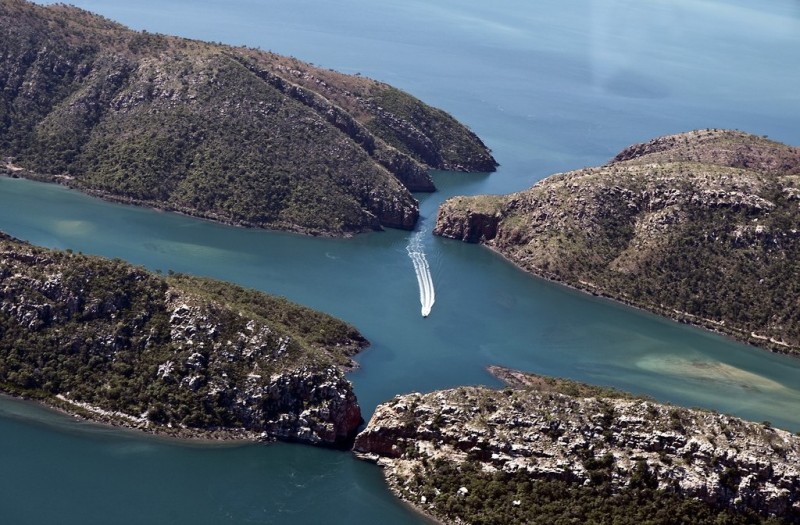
[
  {"xmin": 0, "ymin": 232, "xmax": 366, "ymax": 441},
  {"xmin": 409, "ymin": 460, "xmax": 782, "ymax": 525},
  {"xmin": 435, "ymin": 130, "xmax": 800, "ymax": 354},
  {"xmin": 355, "ymin": 369, "xmax": 800, "ymax": 524},
  {"xmin": 0, "ymin": 0, "xmax": 496, "ymax": 236}
]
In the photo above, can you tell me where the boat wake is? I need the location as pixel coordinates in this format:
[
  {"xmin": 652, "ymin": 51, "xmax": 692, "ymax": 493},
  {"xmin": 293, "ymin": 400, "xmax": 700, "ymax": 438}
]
[{"xmin": 407, "ymin": 229, "xmax": 435, "ymax": 317}]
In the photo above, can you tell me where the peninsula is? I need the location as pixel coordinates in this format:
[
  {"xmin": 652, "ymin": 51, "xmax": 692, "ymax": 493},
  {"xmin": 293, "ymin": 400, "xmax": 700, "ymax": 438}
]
[
  {"xmin": 0, "ymin": 232, "xmax": 366, "ymax": 446},
  {"xmin": 355, "ymin": 366, "xmax": 800, "ymax": 524},
  {"xmin": 0, "ymin": 0, "xmax": 496, "ymax": 236},
  {"xmin": 435, "ymin": 130, "xmax": 800, "ymax": 355}
]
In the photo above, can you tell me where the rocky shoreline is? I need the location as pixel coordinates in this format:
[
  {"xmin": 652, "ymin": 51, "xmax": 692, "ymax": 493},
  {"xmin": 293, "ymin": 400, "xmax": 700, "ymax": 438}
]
[
  {"xmin": 478, "ymin": 239, "xmax": 786, "ymax": 358},
  {"xmin": 4, "ymin": 367, "xmax": 363, "ymax": 446},
  {"xmin": 435, "ymin": 129, "xmax": 800, "ymax": 356},
  {"xmin": 0, "ymin": 233, "xmax": 366, "ymax": 447},
  {"xmin": 2, "ymin": 169, "xmax": 393, "ymax": 238},
  {"xmin": 354, "ymin": 367, "xmax": 800, "ymax": 524}
]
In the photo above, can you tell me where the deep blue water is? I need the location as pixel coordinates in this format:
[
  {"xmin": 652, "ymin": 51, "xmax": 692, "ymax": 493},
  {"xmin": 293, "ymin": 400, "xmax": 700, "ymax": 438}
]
[{"xmin": 2, "ymin": 1, "xmax": 799, "ymax": 523}]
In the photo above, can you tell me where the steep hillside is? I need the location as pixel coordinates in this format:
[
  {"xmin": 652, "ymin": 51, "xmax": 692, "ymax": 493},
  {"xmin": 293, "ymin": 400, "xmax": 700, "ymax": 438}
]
[
  {"xmin": 0, "ymin": 0, "xmax": 496, "ymax": 236},
  {"xmin": 435, "ymin": 130, "xmax": 800, "ymax": 354},
  {"xmin": 355, "ymin": 367, "xmax": 799, "ymax": 524},
  {"xmin": 0, "ymin": 232, "xmax": 367, "ymax": 446}
]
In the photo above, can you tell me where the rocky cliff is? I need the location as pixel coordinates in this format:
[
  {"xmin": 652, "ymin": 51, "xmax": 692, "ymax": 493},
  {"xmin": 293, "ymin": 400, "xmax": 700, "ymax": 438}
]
[
  {"xmin": 0, "ymin": 232, "xmax": 365, "ymax": 446},
  {"xmin": 435, "ymin": 130, "xmax": 800, "ymax": 355},
  {"xmin": 0, "ymin": 0, "xmax": 496, "ymax": 236},
  {"xmin": 355, "ymin": 366, "xmax": 800, "ymax": 524}
]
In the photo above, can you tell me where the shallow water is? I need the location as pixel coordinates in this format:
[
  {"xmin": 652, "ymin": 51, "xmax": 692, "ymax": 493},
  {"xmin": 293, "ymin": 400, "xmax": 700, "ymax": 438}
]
[{"xmin": 4, "ymin": 0, "xmax": 800, "ymax": 522}]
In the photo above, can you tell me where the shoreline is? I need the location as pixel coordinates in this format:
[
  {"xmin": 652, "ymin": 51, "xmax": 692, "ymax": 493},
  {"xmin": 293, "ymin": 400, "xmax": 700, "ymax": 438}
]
[
  {"xmin": 1, "ymin": 387, "xmax": 362, "ymax": 449},
  {"xmin": 0, "ymin": 387, "xmax": 267, "ymax": 445},
  {"xmin": 478, "ymin": 242, "xmax": 799, "ymax": 359},
  {"xmin": 0, "ymin": 171, "xmax": 407, "ymax": 238},
  {"xmin": 0, "ymin": 396, "xmax": 255, "ymax": 448},
  {"xmin": 3, "ymin": 387, "xmax": 447, "ymax": 521},
  {"xmin": 0, "ymin": 373, "xmax": 367, "ymax": 449},
  {"xmin": 353, "ymin": 452, "xmax": 447, "ymax": 525},
  {"xmin": 0, "ymin": 210, "xmax": 372, "ymax": 451}
]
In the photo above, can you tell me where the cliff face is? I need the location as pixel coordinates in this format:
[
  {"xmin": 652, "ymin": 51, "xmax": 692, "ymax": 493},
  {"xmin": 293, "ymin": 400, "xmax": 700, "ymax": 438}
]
[
  {"xmin": 354, "ymin": 367, "xmax": 800, "ymax": 524},
  {"xmin": 0, "ymin": 0, "xmax": 496, "ymax": 236},
  {"xmin": 0, "ymin": 233, "xmax": 365, "ymax": 446},
  {"xmin": 432, "ymin": 195, "xmax": 503, "ymax": 243},
  {"xmin": 434, "ymin": 130, "xmax": 800, "ymax": 355}
]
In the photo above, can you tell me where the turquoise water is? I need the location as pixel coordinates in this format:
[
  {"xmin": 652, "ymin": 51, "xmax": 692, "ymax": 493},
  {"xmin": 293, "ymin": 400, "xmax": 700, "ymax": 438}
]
[
  {"xmin": 3, "ymin": 0, "xmax": 800, "ymax": 523},
  {"xmin": 0, "ymin": 396, "xmax": 429, "ymax": 524}
]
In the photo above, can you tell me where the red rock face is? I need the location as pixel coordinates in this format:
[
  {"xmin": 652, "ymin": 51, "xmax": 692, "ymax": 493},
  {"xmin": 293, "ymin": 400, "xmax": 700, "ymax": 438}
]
[
  {"xmin": 371, "ymin": 195, "xmax": 419, "ymax": 231},
  {"xmin": 257, "ymin": 367, "xmax": 363, "ymax": 447},
  {"xmin": 433, "ymin": 207, "xmax": 500, "ymax": 243},
  {"xmin": 340, "ymin": 391, "xmax": 364, "ymax": 439}
]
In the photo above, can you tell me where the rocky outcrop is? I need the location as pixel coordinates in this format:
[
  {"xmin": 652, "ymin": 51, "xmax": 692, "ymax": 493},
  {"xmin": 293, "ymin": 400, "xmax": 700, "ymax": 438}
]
[
  {"xmin": 435, "ymin": 130, "xmax": 800, "ymax": 355},
  {"xmin": 367, "ymin": 193, "xmax": 419, "ymax": 230},
  {"xmin": 0, "ymin": 0, "xmax": 495, "ymax": 236},
  {"xmin": 0, "ymin": 233, "xmax": 365, "ymax": 446},
  {"xmin": 372, "ymin": 146, "xmax": 436, "ymax": 192},
  {"xmin": 613, "ymin": 129, "xmax": 800, "ymax": 175},
  {"xmin": 354, "ymin": 367, "xmax": 800, "ymax": 523},
  {"xmin": 259, "ymin": 57, "xmax": 498, "ymax": 175},
  {"xmin": 258, "ymin": 367, "xmax": 363, "ymax": 445},
  {"xmin": 432, "ymin": 196, "xmax": 502, "ymax": 243}
]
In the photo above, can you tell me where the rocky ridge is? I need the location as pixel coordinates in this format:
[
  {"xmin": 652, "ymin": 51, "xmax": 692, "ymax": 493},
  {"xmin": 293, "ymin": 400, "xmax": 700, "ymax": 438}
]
[
  {"xmin": 354, "ymin": 366, "xmax": 800, "ymax": 523},
  {"xmin": 434, "ymin": 130, "xmax": 800, "ymax": 354},
  {"xmin": 0, "ymin": 232, "xmax": 365, "ymax": 446},
  {"xmin": 0, "ymin": 0, "xmax": 496, "ymax": 236}
]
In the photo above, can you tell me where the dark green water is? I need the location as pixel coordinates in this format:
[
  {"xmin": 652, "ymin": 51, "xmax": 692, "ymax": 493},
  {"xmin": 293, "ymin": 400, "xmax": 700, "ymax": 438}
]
[{"xmin": 4, "ymin": 0, "xmax": 800, "ymax": 523}]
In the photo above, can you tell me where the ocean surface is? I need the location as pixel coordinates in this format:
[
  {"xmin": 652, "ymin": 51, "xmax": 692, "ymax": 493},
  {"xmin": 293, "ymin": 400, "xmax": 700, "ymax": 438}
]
[{"xmin": 3, "ymin": 0, "xmax": 800, "ymax": 523}]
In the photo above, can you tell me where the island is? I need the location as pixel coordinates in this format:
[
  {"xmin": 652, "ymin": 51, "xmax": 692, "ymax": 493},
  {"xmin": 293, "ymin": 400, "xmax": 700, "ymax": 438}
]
[
  {"xmin": 0, "ymin": 232, "xmax": 366, "ymax": 446},
  {"xmin": 354, "ymin": 366, "xmax": 800, "ymax": 524},
  {"xmin": 0, "ymin": 0, "xmax": 496, "ymax": 236},
  {"xmin": 434, "ymin": 130, "xmax": 800, "ymax": 355}
]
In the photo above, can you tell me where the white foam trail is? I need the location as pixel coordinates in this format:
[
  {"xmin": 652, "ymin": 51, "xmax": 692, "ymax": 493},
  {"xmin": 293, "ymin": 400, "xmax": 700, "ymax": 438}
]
[{"xmin": 407, "ymin": 229, "xmax": 435, "ymax": 317}]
